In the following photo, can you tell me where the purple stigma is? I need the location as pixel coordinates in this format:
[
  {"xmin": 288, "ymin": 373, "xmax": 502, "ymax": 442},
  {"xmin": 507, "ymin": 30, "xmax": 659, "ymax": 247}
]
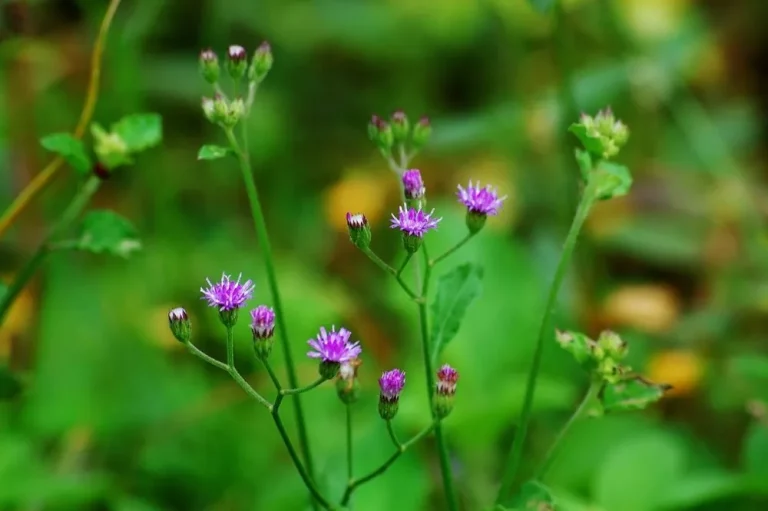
[{"xmin": 250, "ymin": 305, "xmax": 275, "ymax": 339}]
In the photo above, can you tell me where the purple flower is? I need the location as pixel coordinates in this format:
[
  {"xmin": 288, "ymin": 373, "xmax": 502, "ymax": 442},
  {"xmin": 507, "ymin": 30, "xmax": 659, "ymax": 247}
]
[
  {"xmin": 379, "ymin": 369, "xmax": 406, "ymax": 401},
  {"xmin": 200, "ymin": 273, "xmax": 255, "ymax": 311},
  {"xmin": 390, "ymin": 204, "xmax": 441, "ymax": 237},
  {"xmin": 436, "ymin": 364, "xmax": 459, "ymax": 396},
  {"xmin": 402, "ymin": 169, "xmax": 425, "ymax": 200},
  {"xmin": 457, "ymin": 181, "xmax": 506, "ymax": 216},
  {"xmin": 250, "ymin": 305, "xmax": 275, "ymax": 339},
  {"xmin": 307, "ymin": 326, "xmax": 362, "ymax": 363}
]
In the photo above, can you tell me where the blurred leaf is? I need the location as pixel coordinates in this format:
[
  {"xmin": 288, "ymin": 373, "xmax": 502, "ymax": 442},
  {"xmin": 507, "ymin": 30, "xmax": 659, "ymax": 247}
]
[
  {"xmin": 658, "ymin": 471, "xmax": 768, "ymax": 509},
  {"xmin": 505, "ymin": 480, "xmax": 556, "ymax": 510},
  {"xmin": 197, "ymin": 144, "xmax": 233, "ymax": 160},
  {"xmin": 74, "ymin": 210, "xmax": 142, "ymax": 258},
  {"xmin": 91, "ymin": 122, "xmax": 133, "ymax": 169},
  {"xmin": 0, "ymin": 364, "xmax": 23, "ymax": 400},
  {"xmin": 599, "ymin": 376, "xmax": 670, "ymax": 413},
  {"xmin": 529, "ymin": 0, "xmax": 556, "ymax": 13},
  {"xmin": 556, "ymin": 330, "xmax": 597, "ymax": 369},
  {"xmin": 568, "ymin": 124, "xmax": 605, "ymax": 156},
  {"xmin": 592, "ymin": 161, "xmax": 632, "ymax": 201},
  {"xmin": 40, "ymin": 133, "xmax": 91, "ymax": 176},
  {"xmin": 574, "ymin": 149, "xmax": 592, "ymax": 182},
  {"xmin": 113, "ymin": 113, "xmax": 163, "ymax": 152},
  {"xmin": 430, "ymin": 263, "xmax": 484, "ymax": 365},
  {"xmin": 593, "ymin": 431, "xmax": 686, "ymax": 511},
  {"xmin": 743, "ymin": 421, "xmax": 768, "ymax": 475}
]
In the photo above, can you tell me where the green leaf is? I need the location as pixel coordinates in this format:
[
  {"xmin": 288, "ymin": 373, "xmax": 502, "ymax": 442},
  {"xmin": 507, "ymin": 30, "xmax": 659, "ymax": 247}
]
[
  {"xmin": 112, "ymin": 113, "xmax": 163, "ymax": 153},
  {"xmin": 568, "ymin": 123, "xmax": 606, "ymax": 156},
  {"xmin": 529, "ymin": 0, "xmax": 556, "ymax": 13},
  {"xmin": 556, "ymin": 329, "xmax": 597, "ymax": 369},
  {"xmin": 40, "ymin": 133, "xmax": 91, "ymax": 176},
  {"xmin": 430, "ymin": 263, "xmax": 483, "ymax": 364},
  {"xmin": 574, "ymin": 149, "xmax": 592, "ymax": 182},
  {"xmin": 505, "ymin": 480, "xmax": 556, "ymax": 510},
  {"xmin": 74, "ymin": 210, "xmax": 142, "ymax": 258},
  {"xmin": 591, "ymin": 161, "xmax": 633, "ymax": 201},
  {"xmin": 599, "ymin": 375, "xmax": 670, "ymax": 413},
  {"xmin": 197, "ymin": 144, "xmax": 233, "ymax": 160}
]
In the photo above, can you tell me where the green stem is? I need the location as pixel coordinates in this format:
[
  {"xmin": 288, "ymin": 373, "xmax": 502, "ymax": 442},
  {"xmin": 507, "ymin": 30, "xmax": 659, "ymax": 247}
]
[
  {"xmin": 495, "ymin": 181, "xmax": 598, "ymax": 503},
  {"xmin": 0, "ymin": 176, "xmax": 101, "ymax": 323},
  {"xmin": 224, "ymin": 128, "xmax": 316, "ymax": 482},
  {"xmin": 224, "ymin": 326, "xmax": 271, "ymax": 409},
  {"xmin": 416, "ymin": 244, "xmax": 459, "ymax": 511},
  {"xmin": 536, "ymin": 380, "xmax": 601, "ymax": 479},
  {"xmin": 361, "ymin": 247, "xmax": 419, "ymax": 300},
  {"xmin": 386, "ymin": 420, "xmax": 401, "ymax": 448},
  {"xmin": 262, "ymin": 358, "xmax": 283, "ymax": 391},
  {"xmin": 187, "ymin": 342, "xmax": 228, "ymax": 372},
  {"xmin": 281, "ymin": 377, "xmax": 327, "ymax": 396},
  {"xmin": 341, "ymin": 421, "xmax": 437, "ymax": 505},
  {"xmin": 346, "ymin": 404, "xmax": 354, "ymax": 483},
  {"xmin": 397, "ymin": 253, "xmax": 413, "ymax": 276},
  {"xmin": 430, "ymin": 233, "xmax": 474, "ymax": 267}
]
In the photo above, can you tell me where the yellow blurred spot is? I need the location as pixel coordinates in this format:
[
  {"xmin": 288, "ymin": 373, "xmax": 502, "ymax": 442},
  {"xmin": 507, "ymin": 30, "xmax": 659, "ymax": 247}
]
[
  {"xmin": 586, "ymin": 195, "xmax": 632, "ymax": 238},
  {"xmin": 602, "ymin": 284, "xmax": 680, "ymax": 334},
  {"xmin": 647, "ymin": 350, "xmax": 704, "ymax": 397},
  {"xmin": 0, "ymin": 275, "xmax": 36, "ymax": 360},
  {"xmin": 324, "ymin": 170, "xmax": 394, "ymax": 233},
  {"xmin": 619, "ymin": 0, "xmax": 691, "ymax": 42},
  {"xmin": 454, "ymin": 156, "xmax": 517, "ymax": 232},
  {"xmin": 145, "ymin": 304, "xmax": 187, "ymax": 351},
  {"xmin": 688, "ymin": 39, "xmax": 726, "ymax": 87},
  {"xmin": 524, "ymin": 100, "xmax": 558, "ymax": 154}
]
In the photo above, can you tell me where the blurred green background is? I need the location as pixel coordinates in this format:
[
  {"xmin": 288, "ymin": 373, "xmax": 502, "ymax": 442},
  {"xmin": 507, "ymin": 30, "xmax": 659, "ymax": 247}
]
[{"xmin": 2, "ymin": 0, "xmax": 768, "ymax": 509}]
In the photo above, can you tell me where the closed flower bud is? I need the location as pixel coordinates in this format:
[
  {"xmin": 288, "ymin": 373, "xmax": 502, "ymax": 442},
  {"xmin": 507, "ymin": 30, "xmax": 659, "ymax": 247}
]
[
  {"xmin": 612, "ymin": 120, "xmax": 629, "ymax": 147},
  {"xmin": 251, "ymin": 305, "xmax": 276, "ymax": 360},
  {"xmin": 433, "ymin": 364, "xmax": 459, "ymax": 419},
  {"xmin": 367, "ymin": 115, "xmax": 394, "ymax": 151},
  {"xmin": 222, "ymin": 98, "xmax": 245, "ymax": 128},
  {"xmin": 168, "ymin": 307, "xmax": 191, "ymax": 343},
  {"xmin": 346, "ymin": 212, "xmax": 371, "ymax": 250},
  {"xmin": 202, "ymin": 97, "xmax": 216, "ymax": 122},
  {"xmin": 402, "ymin": 169, "xmax": 426, "ymax": 203},
  {"xmin": 378, "ymin": 369, "xmax": 405, "ymax": 420},
  {"xmin": 212, "ymin": 94, "xmax": 229, "ymax": 121},
  {"xmin": 199, "ymin": 48, "xmax": 220, "ymax": 84},
  {"xmin": 411, "ymin": 116, "xmax": 432, "ymax": 149},
  {"xmin": 597, "ymin": 330, "xmax": 628, "ymax": 360},
  {"xmin": 248, "ymin": 41, "xmax": 273, "ymax": 83},
  {"xmin": 226, "ymin": 45, "xmax": 248, "ymax": 80},
  {"xmin": 390, "ymin": 110, "xmax": 410, "ymax": 143}
]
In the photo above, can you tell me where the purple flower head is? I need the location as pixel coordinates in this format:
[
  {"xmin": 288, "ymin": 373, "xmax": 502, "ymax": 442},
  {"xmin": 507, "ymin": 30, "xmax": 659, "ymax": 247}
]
[
  {"xmin": 228, "ymin": 45, "xmax": 247, "ymax": 61},
  {"xmin": 346, "ymin": 212, "xmax": 368, "ymax": 230},
  {"xmin": 379, "ymin": 369, "xmax": 406, "ymax": 401},
  {"xmin": 402, "ymin": 169, "xmax": 426, "ymax": 200},
  {"xmin": 436, "ymin": 364, "xmax": 459, "ymax": 396},
  {"xmin": 200, "ymin": 273, "xmax": 255, "ymax": 311},
  {"xmin": 168, "ymin": 307, "xmax": 188, "ymax": 322},
  {"xmin": 390, "ymin": 204, "xmax": 441, "ymax": 237},
  {"xmin": 307, "ymin": 326, "xmax": 362, "ymax": 363},
  {"xmin": 457, "ymin": 181, "xmax": 507, "ymax": 216},
  {"xmin": 250, "ymin": 305, "xmax": 275, "ymax": 339}
]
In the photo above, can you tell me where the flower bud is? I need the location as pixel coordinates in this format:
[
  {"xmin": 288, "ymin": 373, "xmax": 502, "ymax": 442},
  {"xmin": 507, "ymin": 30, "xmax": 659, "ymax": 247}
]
[
  {"xmin": 202, "ymin": 96, "xmax": 216, "ymax": 123},
  {"xmin": 597, "ymin": 357, "xmax": 624, "ymax": 384},
  {"xmin": 390, "ymin": 110, "xmax": 410, "ymax": 143},
  {"xmin": 597, "ymin": 330, "xmax": 628, "ymax": 361},
  {"xmin": 222, "ymin": 98, "xmax": 245, "ymax": 128},
  {"xmin": 168, "ymin": 307, "xmax": 191, "ymax": 343},
  {"xmin": 336, "ymin": 359, "xmax": 361, "ymax": 404},
  {"xmin": 251, "ymin": 305, "xmax": 276, "ymax": 360},
  {"xmin": 212, "ymin": 94, "xmax": 229, "ymax": 122},
  {"xmin": 411, "ymin": 116, "xmax": 432, "ymax": 149},
  {"xmin": 368, "ymin": 115, "xmax": 393, "ymax": 151},
  {"xmin": 248, "ymin": 41, "xmax": 273, "ymax": 83},
  {"xmin": 402, "ymin": 169, "xmax": 426, "ymax": 204},
  {"xmin": 226, "ymin": 45, "xmax": 248, "ymax": 80},
  {"xmin": 433, "ymin": 364, "xmax": 458, "ymax": 419},
  {"xmin": 346, "ymin": 212, "xmax": 372, "ymax": 250},
  {"xmin": 199, "ymin": 48, "xmax": 220, "ymax": 84},
  {"xmin": 378, "ymin": 369, "xmax": 405, "ymax": 420}
]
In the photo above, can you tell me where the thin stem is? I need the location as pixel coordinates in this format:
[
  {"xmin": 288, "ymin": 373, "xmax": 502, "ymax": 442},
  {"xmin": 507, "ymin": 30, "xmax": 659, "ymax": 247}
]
[
  {"xmin": 187, "ymin": 342, "xmax": 228, "ymax": 372},
  {"xmin": 397, "ymin": 253, "xmax": 413, "ymax": 276},
  {"xmin": 224, "ymin": 129, "xmax": 316, "ymax": 480},
  {"xmin": 386, "ymin": 420, "xmax": 401, "ymax": 448},
  {"xmin": 346, "ymin": 404, "xmax": 354, "ymax": 483},
  {"xmin": 361, "ymin": 247, "xmax": 419, "ymax": 300},
  {"xmin": 224, "ymin": 326, "xmax": 271, "ymax": 409},
  {"xmin": 281, "ymin": 377, "xmax": 326, "ymax": 396},
  {"xmin": 271, "ymin": 408, "xmax": 333, "ymax": 509},
  {"xmin": 430, "ymin": 233, "xmax": 475, "ymax": 267},
  {"xmin": 262, "ymin": 358, "xmax": 283, "ymax": 391},
  {"xmin": 341, "ymin": 421, "xmax": 437, "ymax": 505},
  {"xmin": 495, "ymin": 180, "xmax": 598, "ymax": 503},
  {"xmin": 536, "ymin": 380, "xmax": 601, "ymax": 479},
  {"xmin": 0, "ymin": 0, "xmax": 122, "ymax": 237},
  {"xmin": 0, "ymin": 176, "xmax": 102, "ymax": 323}
]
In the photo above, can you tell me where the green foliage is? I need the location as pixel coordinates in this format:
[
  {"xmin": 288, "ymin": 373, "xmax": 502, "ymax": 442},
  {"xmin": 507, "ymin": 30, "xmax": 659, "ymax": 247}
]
[
  {"xmin": 505, "ymin": 480, "xmax": 556, "ymax": 510},
  {"xmin": 40, "ymin": 133, "xmax": 92, "ymax": 175},
  {"xmin": 529, "ymin": 0, "xmax": 556, "ymax": 13},
  {"xmin": 91, "ymin": 113, "xmax": 163, "ymax": 170},
  {"xmin": 430, "ymin": 262, "xmax": 484, "ymax": 364},
  {"xmin": 198, "ymin": 144, "xmax": 233, "ymax": 160},
  {"xmin": 568, "ymin": 124, "xmax": 606, "ymax": 156},
  {"xmin": 598, "ymin": 376, "xmax": 670, "ymax": 414},
  {"xmin": 73, "ymin": 210, "xmax": 142, "ymax": 258},
  {"xmin": 592, "ymin": 160, "xmax": 633, "ymax": 200}
]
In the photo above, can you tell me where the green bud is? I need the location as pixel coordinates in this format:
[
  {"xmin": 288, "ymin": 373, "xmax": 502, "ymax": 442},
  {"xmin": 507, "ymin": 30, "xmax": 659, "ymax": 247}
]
[
  {"xmin": 597, "ymin": 330, "xmax": 628, "ymax": 360},
  {"xmin": 368, "ymin": 115, "xmax": 394, "ymax": 151},
  {"xmin": 465, "ymin": 210, "xmax": 487, "ymax": 234},
  {"xmin": 199, "ymin": 49, "xmax": 220, "ymax": 84},
  {"xmin": 168, "ymin": 308, "xmax": 191, "ymax": 343},
  {"xmin": 390, "ymin": 110, "xmax": 410, "ymax": 143},
  {"xmin": 253, "ymin": 338, "xmax": 274, "ymax": 360},
  {"xmin": 91, "ymin": 123, "xmax": 131, "ymax": 169},
  {"xmin": 613, "ymin": 121, "xmax": 629, "ymax": 147},
  {"xmin": 411, "ymin": 116, "xmax": 432, "ymax": 149},
  {"xmin": 346, "ymin": 213, "xmax": 371, "ymax": 250},
  {"xmin": 201, "ymin": 97, "xmax": 216, "ymax": 123},
  {"xmin": 597, "ymin": 357, "xmax": 624, "ymax": 384},
  {"xmin": 222, "ymin": 98, "xmax": 245, "ymax": 128},
  {"xmin": 248, "ymin": 41, "xmax": 273, "ymax": 83},
  {"xmin": 218, "ymin": 308, "xmax": 239, "ymax": 328},
  {"xmin": 226, "ymin": 45, "xmax": 248, "ymax": 81},
  {"xmin": 319, "ymin": 360, "xmax": 340, "ymax": 380},
  {"xmin": 378, "ymin": 398, "xmax": 399, "ymax": 420},
  {"xmin": 556, "ymin": 329, "xmax": 595, "ymax": 366}
]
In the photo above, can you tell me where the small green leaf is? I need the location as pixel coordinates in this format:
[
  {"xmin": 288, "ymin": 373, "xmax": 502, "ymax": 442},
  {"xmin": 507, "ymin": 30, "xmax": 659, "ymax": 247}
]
[
  {"xmin": 112, "ymin": 113, "xmax": 163, "ymax": 153},
  {"xmin": 74, "ymin": 210, "xmax": 142, "ymax": 258},
  {"xmin": 197, "ymin": 145, "xmax": 233, "ymax": 160},
  {"xmin": 600, "ymin": 375, "xmax": 670, "ymax": 413},
  {"xmin": 506, "ymin": 480, "xmax": 556, "ymax": 510},
  {"xmin": 430, "ymin": 263, "xmax": 484, "ymax": 364},
  {"xmin": 40, "ymin": 133, "xmax": 91, "ymax": 175},
  {"xmin": 529, "ymin": 0, "xmax": 556, "ymax": 13},
  {"xmin": 556, "ymin": 329, "xmax": 598, "ymax": 369},
  {"xmin": 574, "ymin": 148, "xmax": 592, "ymax": 182},
  {"xmin": 568, "ymin": 123, "xmax": 606, "ymax": 156},
  {"xmin": 591, "ymin": 161, "xmax": 633, "ymax": 201}
]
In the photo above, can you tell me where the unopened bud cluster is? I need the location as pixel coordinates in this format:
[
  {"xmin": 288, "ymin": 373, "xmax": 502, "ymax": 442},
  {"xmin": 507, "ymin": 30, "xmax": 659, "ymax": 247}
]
[
  {"xmin": 574, "ymin": 107, "xmax": 629, "ymax": 159},
  {"xmin": 368, "ymin": 111, "xmax": 432, "ymax": 158},
  {"xmin": 556, "ymin": 329, "xmax": 630, "ymax": 384}
]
